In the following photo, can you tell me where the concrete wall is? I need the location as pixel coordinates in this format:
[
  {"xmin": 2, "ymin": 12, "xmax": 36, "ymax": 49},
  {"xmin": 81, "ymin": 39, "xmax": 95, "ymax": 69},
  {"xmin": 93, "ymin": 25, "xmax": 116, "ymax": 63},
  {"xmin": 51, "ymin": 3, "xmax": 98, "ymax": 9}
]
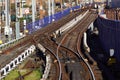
[{"xmin": 0, "ymin": 45, "xmax": 36, "ymax": 79}]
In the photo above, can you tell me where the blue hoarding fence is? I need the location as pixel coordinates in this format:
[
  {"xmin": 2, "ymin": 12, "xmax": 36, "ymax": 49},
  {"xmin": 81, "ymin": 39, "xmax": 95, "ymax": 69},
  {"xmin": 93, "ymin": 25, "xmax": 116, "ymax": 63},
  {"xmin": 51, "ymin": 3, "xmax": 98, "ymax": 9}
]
[{"xmin": 26, "ymin": 5, "xmax": 80, "ymax": 34}]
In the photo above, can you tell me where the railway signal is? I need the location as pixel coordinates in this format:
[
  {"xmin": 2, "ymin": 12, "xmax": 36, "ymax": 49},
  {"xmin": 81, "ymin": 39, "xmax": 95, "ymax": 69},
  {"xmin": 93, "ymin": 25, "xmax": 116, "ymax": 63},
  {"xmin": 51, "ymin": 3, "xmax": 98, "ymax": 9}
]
[
  {"xmin": 24, "ymin": 8, "xmax": 29, "ymax": 34},
  {"xmin": 0, "ymin": 40, "xmax": 2, "ymax": 44}
]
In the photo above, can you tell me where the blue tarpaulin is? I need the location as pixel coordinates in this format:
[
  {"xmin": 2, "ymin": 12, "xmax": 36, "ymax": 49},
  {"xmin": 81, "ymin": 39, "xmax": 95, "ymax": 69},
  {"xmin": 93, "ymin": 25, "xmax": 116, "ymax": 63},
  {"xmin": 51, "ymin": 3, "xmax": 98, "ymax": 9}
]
[
  {"xmin": 26, "ymin": 5, "xmax": 80, "ymax": 34},
  {"xmin": 94, "ymin": 16, "xmax": 120, "ymax": 61}
]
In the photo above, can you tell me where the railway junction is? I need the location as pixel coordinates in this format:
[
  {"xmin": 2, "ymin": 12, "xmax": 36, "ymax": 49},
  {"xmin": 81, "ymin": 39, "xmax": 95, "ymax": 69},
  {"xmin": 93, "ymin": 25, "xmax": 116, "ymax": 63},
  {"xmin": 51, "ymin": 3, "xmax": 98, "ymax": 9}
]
[{"xmin": 0, "ymin": 0, "xmax": 120, "ymax": 80}]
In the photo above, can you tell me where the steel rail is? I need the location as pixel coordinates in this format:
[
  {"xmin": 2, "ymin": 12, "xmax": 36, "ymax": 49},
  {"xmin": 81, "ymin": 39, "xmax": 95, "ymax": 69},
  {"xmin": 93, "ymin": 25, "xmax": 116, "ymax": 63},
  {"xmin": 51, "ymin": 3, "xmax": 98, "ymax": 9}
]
[
  {"xmin": 56, "ymin": 10, "xmax": 90, "ymax": 80},
  {"xmin": 56, "ymin": 11, "xmax": 97, "ymax": 80}
]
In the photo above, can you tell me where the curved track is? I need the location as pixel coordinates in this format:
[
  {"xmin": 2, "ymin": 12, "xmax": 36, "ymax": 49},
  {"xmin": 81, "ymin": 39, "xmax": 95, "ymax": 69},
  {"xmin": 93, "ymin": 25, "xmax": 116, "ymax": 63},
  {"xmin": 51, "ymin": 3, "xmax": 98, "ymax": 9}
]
[
  {"xmin": 55, "ymin": 11, "xmax": 98, "ymax": 80},
  {"xmin": 37, "ymin": 10, "xmax": 103, "ymax": 80},
  {"xmin": 0, "ymin": 9, "xmax": 103, "ymax": 80}
]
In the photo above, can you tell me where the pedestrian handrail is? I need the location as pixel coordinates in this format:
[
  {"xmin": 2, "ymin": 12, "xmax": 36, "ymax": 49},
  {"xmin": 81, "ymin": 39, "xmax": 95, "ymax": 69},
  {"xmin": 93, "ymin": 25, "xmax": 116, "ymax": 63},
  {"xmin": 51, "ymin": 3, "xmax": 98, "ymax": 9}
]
[{"xmin": 0, "ymin": 36, "xmax": 25, "ymax": 51}]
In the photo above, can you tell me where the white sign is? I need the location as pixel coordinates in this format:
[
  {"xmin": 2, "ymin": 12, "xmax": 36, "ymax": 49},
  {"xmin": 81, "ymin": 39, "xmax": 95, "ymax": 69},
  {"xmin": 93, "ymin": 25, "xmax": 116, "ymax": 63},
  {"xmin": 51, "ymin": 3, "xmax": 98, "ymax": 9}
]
[
  {"xmin": 4, "ymin": 27, "xmax": 9, "ymax": 35},
  {"xmin": 4, "ymin": 27, "xmax": 12, "ymax": 35},
  {"xmin": 9, "ymin": 27, "xmax": 12, "ymax": 35},
  {"xmin": 110, "ymin": 49, "xmax": 114, "ymax": 57},
  {"xmin": 25, "ymin": 8, "xmax": 29, "ymax": 14},
  {"xmin": 24, "ymin": 20, "xmax": 26, "ymax": 26}
]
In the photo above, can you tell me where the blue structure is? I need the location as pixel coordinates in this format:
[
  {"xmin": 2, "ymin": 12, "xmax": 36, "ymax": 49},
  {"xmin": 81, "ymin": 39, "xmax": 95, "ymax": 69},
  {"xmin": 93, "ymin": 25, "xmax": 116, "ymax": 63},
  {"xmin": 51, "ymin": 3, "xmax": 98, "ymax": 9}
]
[
  {"xmin": 111, "ymin": 0, "xmax": 120, "ymax": 8},
  {"xmin": 94, "ymin": 16, "xmax": 120, "ymax": 62},
  {"xmin": 107, "ymin": 0, "xmax": 120, "ymax": 8},
  {"xmin": 26, "ymin": 6, "xmax": 80, "ymax": 34}
]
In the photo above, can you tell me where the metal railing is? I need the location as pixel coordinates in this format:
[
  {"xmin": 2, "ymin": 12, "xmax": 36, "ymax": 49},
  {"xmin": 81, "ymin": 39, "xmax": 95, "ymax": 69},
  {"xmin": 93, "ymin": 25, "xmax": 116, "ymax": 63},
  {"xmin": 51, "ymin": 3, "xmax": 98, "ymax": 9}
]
[{"xmin": 0, "ymin": 36, "xmax": 25, "ymax": 51}]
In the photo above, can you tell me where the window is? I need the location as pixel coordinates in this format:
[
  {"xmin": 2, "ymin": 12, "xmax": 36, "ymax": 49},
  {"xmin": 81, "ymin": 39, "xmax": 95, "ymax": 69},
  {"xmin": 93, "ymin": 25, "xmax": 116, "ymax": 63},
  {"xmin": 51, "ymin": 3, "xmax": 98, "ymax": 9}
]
[
  {"xmin": 1, "ymin": 70, "xmax": 4, "ymax": 76},
  {"xmin": 6, "ymin": 67, "xmax": 9, "ymax": 72},
  {"xmin": 10, "ymin": 63, "xmax": 13, "ymax": 68},
  {"xmin": 15, "ymin": 60, "xmax": 17, "ymax": 64}
]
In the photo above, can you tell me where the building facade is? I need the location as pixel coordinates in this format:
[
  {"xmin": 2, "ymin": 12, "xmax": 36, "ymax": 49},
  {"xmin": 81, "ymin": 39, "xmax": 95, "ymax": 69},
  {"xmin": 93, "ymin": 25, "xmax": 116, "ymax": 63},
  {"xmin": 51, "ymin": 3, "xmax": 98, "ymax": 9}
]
[
  {"xmin": 107, "ymin": 0, "xmax": 120, "ymax": 8},
  {"xmin": 111, "ymin": 0, "xmax": 120, "ymax": 8}
]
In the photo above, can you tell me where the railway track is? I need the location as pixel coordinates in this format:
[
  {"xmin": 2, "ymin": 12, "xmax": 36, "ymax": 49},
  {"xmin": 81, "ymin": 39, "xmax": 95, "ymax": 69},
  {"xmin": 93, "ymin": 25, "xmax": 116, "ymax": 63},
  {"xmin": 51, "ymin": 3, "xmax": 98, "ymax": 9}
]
[
  {"xmin": 39, "ymin": 36, "xmax": 82, "ymax": 80},
  {"xmin": 0, "ymin": 9, "xmax": 87, "ymax": 79},
  {"xmin": 54, "ymin": 11, "xmax": 99, "ymax": 80},
  {"xmin": 33, "ymin": 10, "xmax": 92, "ymax": 80},
  {"xmin": 37, "ymin": 10, "xmax": 103, "ymax": 80},
  {"xmin": 0, "ymin": 9, "xmax": 103, "ymax": 80},
  {"xmin": 33, "ymin": 9, "xmax": 87, "ymax": 43},
  {"xmin": 1, "ymin": 9, "xmax": 86, "ymax": 54}
]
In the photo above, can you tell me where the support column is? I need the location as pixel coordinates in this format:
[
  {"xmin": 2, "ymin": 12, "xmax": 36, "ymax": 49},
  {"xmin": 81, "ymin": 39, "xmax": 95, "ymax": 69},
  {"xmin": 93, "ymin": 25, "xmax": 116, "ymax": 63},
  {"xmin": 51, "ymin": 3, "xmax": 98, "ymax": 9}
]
[
  {"xmin": 69, "ymin": 0, "xmax": 72, "ymax": 12},
  {"xmin": 68, "ymin": 0, "xmax": 71, "ymax": 7},
  {"xmin": 32, "ymin": 0, "xmax": 36, "ymax": 28},
  {"xmin": 19, "ymin": 0, "xmax": 23, "ymax": 17},
  {"xmin": 24, "ymin": 52, "xmax": 27, "ymax": 58},
  {"xmin": 52, "ymin": 0, "xmax": 55, "ymax": 21},
  {"xmin": 39, "ymin": 0, "xmax": 43, "ymax": 19},
  {"xmin": 90, "ymin": 0, "xmax": 93, "ymax": 4},
  {"xmin": 108, "ymin": 0, "xmax": 111, "ymax": 7},
  {"xmin": 76, "ymin": 0, "xmax": 79, "ymax": 5},
  {"xmin": 60, "ymin": 0, "xmax": 63, "ymax": 11},
  {"xmin": 48, "ymin": 0, "xmax": 51, "ymax": 23},
  {"xmin": 15, "ymin": 0, "xmax": 20, "ymax": 39},
  {"xmin": 4, "ymin": 0, "xmax": 10, "ymax": 41},
  {"xmin": 26, "ymin": 50, "xmax": 29, "ymax": 56}
]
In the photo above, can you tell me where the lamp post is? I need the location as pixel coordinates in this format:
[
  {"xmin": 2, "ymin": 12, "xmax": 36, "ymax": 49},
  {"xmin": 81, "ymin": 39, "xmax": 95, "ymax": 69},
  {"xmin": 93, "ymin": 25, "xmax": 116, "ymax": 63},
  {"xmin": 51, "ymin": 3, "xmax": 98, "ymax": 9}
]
[{"xmin": 15, "ymin": 0, "xmax": 20, "ymax": 39}]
